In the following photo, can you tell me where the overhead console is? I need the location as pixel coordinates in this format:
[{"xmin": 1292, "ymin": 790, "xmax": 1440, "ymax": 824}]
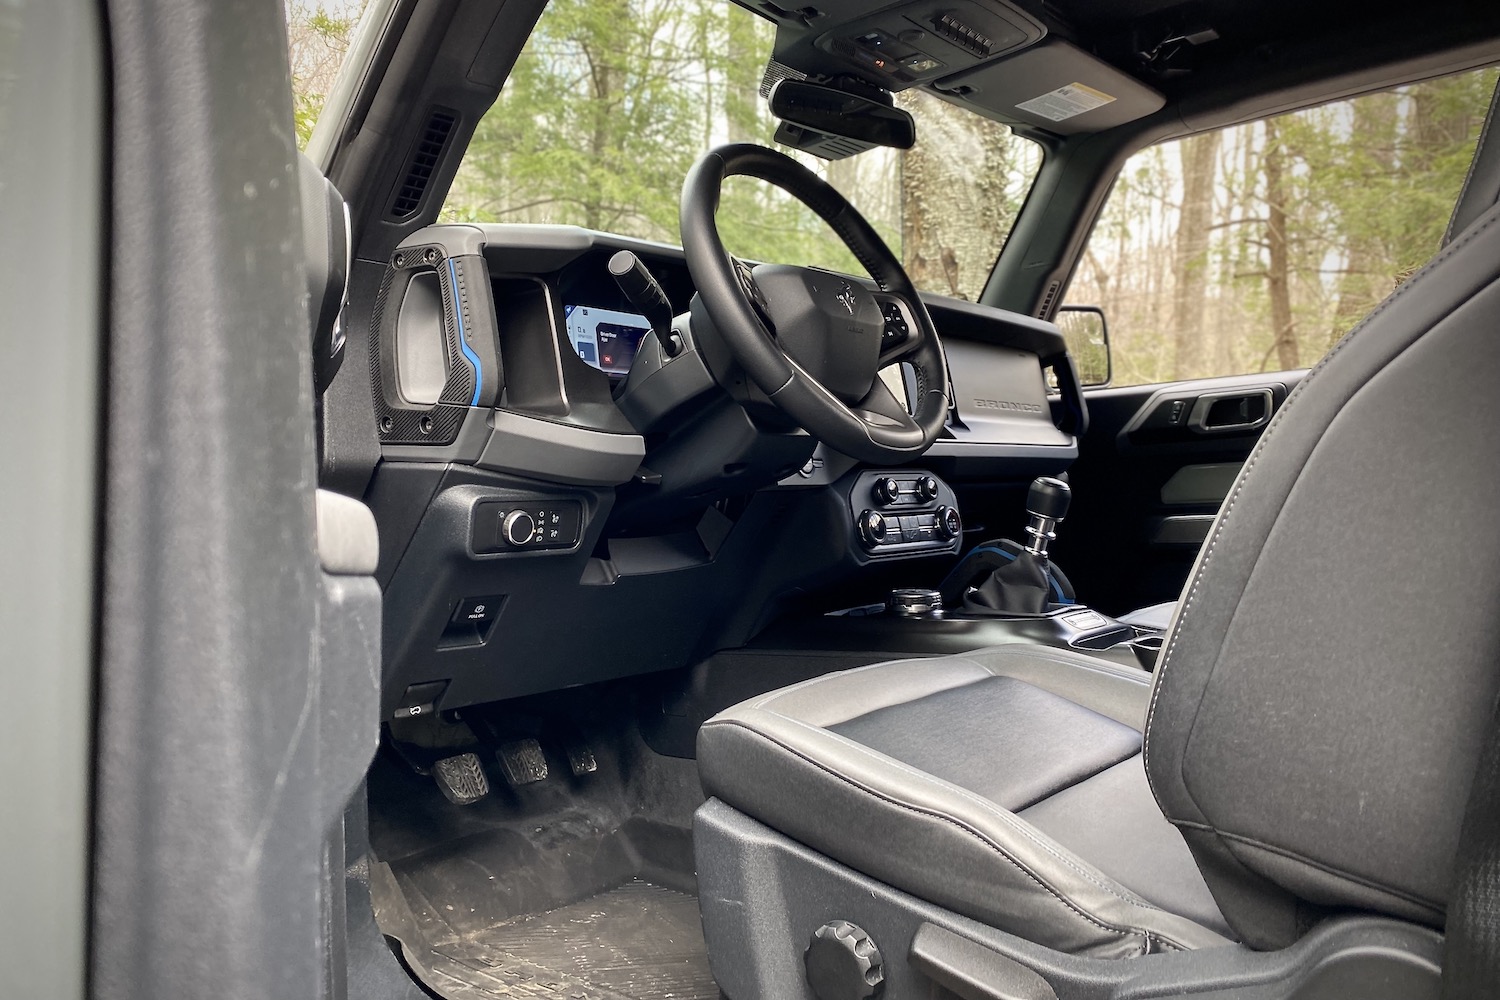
[{"xmin": 760, "ymin": 0, "xmax": 1165, "ymax": 136}]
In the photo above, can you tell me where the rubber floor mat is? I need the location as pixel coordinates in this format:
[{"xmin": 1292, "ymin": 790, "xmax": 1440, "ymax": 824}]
[{"xmin": 405, "ymin": 879, "xmax": 719, "ymax": 1000}]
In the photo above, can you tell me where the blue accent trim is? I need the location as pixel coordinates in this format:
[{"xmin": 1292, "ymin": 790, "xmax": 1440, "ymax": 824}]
[{"xmin": 448, "ymin": 258, "xmax": 482, "ymax": 406}]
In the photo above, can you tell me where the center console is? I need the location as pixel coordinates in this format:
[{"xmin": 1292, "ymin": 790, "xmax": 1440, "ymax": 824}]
[{"xmin": 770, "ymin": 472, "xmax": 1166, "ymax": 671}]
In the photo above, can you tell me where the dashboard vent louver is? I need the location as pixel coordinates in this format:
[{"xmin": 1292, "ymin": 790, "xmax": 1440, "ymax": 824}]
[
  {"xmin": 389, "ymin": 108, "xmax": 457, "ymax": 219},
  {"xmin": 1036, "ymin": 279, "xmax": 1061, "ymax": 319}
]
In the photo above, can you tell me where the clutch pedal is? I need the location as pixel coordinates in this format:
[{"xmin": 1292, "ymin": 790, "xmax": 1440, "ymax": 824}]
[{"xmin": 432, "ymin": 752, "xmax": 490, "ymax": 805}]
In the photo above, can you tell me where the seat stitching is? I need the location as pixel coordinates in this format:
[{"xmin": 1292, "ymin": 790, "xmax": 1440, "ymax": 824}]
[
  {"xmin": 1142, "ymin": 206, "xmax": 1500, "ymax": 810},
  {"xmin": 764, "ymin": 714, "xmax": 1162, "ymax": 912},
  {"xmin": 705, "ymin": 720, "xmax": 1164, "ymax": 948}
]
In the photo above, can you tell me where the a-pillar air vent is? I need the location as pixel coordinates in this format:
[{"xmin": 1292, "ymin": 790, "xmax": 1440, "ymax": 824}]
[
  {"xmin": 1036, "ymin": 279, "xmax": 1062, "ymax": 319},
  {"xmin": 388, "ymin": 108, "xmax": 457, "ymax": 219}
]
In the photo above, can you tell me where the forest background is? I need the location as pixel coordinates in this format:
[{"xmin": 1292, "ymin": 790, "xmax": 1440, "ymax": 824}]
[{"xmin": 288, "ymin": 0, "xmax": 1496, "ymax": 386}]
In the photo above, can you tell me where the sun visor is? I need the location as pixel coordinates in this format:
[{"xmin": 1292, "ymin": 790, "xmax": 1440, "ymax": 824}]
[{"xmin": 939, "ymin": 39, "xmax": 1166, "ymax": 135}]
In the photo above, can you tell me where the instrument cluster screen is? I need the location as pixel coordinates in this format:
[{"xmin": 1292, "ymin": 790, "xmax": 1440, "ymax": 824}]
[{"xmin": 564, "ymin": 304, "xmax": 650, "ymax": 376}]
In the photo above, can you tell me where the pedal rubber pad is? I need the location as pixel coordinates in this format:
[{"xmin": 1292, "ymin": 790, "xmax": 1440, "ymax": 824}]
[
  {"xmin": 432, "ymin": 753, "xmax": 490, "ymax": 805},
  {"xmin": 566, "ymin": 742, "xmax": 598, "ymax": 777},
  {"xmin": 496, "ymin": 739, "xmax": 549, "ymax": 787}
]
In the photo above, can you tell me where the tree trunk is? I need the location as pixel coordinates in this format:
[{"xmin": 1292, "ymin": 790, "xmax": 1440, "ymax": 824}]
[
  {"xmin": 1263, "ymin": 118, "xmax": 1299, "ymax": 371},
  {"xmin": 1171, "ymin": 131, "xmax": 1220, "ymax": 380}
]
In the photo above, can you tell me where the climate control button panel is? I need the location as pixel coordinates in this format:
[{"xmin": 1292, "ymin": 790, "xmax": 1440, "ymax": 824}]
[{"xmin": 847, "ymin": 470, "xmax": 963, "ymax": 560}]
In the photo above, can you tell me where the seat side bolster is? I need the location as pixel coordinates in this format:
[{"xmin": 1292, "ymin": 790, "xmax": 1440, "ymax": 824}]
[{"xmin": 698, "ymin": 711, "xmax": 1231, "ymax": 955}]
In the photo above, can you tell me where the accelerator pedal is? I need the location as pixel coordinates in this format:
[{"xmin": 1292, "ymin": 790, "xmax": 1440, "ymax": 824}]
[
  {"xmin": 565, "ymin": 740, "xmax": 598, "ymax": 777},
  {"xmin": 432, "ymin": 752, "xmax": 490, "ymax": 806},
  {"xmin": 496, "ymin": 738, "xmax": 549, "ymax": 787}
]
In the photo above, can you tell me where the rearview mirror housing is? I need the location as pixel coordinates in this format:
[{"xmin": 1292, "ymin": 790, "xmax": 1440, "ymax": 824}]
[{"xmin": 768, "ymin": 79, "xmax": 916, "ymax": 160}]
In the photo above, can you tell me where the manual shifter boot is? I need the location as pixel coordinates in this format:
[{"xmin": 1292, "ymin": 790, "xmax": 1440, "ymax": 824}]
[
  {"xmin": 937, "ymin": 477, "xmax": 1077, "ymax": 616},
  {"xmin": 967, "ymin": 544, "xmax": 1053, "ymax": 614}
]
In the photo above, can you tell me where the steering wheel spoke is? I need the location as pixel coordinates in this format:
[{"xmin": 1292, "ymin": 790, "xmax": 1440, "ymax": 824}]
[{"xmin": 855, "ymin": 373, "xmax": 921, "ymax": 434}]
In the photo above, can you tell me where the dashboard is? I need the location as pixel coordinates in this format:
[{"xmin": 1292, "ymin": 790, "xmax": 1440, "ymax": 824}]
[{"xmin": 360, "ymin": 223, "xmax": 1083, "ymax": 716}]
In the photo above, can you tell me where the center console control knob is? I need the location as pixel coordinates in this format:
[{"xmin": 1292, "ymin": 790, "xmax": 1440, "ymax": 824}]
[
  {"xmin": 857, "ymin": 510, "xmax": 889, "ymax": 548},
  {"xmin": 936, "ymin": 505, "xmax": 962, "ymax": 539},
  {"xmin": 872, "ymin": 477, "xmax": 902, "ymax": 505},
  {"xmin": 502, "ymin": 510, "xmax": 537, "ymax": 546},
  {"xmin": 887, "ymin": 588, "xmax": 943, "ymax": 618},
  {"xmin": 917, "ymin": 476, "xmax": 940, "ymax": 502}
]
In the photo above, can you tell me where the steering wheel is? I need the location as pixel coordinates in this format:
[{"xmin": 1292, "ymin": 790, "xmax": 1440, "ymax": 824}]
[{"xmin": 680, "ymin": 143, "xmax": 949, "ymax": 464}]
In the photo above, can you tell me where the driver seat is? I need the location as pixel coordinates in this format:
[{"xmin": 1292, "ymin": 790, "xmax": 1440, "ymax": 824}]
[{"xmin": 694, "ymin": 92, "xmax": 1500, "ymax": 993}]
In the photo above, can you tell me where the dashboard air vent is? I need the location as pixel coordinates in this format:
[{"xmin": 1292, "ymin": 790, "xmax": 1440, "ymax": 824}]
[{"xmin": 389, "ymin": 108, "xmax": 457, "ymax": 219}]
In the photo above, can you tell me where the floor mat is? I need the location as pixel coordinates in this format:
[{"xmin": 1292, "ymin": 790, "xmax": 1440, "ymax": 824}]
[{"xmin": 401, "ymin": 879, "xmax": 719, "ymax": 1000}]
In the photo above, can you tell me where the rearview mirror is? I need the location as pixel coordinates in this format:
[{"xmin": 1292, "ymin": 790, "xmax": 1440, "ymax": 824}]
[
  {"xmin": 768, "ymin": 79, "xmax": 916, "ymax": 160},
  {"xmin": 1055, "ymin": 306, "xmax": 1111, "ymax": 386}
]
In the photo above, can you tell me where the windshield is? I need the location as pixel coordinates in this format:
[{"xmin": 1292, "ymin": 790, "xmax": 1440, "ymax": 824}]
[{"xmin": 440, "ymin": 0, "xmax": 1041, "ymax": 300}]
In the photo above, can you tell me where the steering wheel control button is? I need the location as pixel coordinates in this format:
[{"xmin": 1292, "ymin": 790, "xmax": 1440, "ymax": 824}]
[{"xmin": 858, "ymin": 510, "xmax": 889, "ymax": 548}]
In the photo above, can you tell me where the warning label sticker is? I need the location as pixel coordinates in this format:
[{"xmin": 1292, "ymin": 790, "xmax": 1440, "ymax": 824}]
[{"xmin": 1016, "ymin": 82, "xmax": 1116, "ymax": 122}]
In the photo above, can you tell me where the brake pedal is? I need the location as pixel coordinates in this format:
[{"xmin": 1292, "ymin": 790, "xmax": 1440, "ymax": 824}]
[
  {"xmin": 565, "ymin": 740, "xmax": 598, "ymax": 777},
  {"xmin": 432, "ymin": 752, "xmax": 490, "ymax": 805},
  {"xmin": 496, "ymin": 738, "xmax": 549, "ymax": 787}
]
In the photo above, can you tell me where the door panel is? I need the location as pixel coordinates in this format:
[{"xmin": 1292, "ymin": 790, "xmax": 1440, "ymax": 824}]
[{"xmin": 1054, "ymin": 371, "xmax": 1307, "ymax": 616}]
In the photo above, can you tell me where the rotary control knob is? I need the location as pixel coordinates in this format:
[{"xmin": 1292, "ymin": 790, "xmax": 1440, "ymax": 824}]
[
  {"xmin": 805, "ymin": 921, "xmax": 884, "ymax": 1000},
  {"xmin": 857, "ymin": 510, "xmax": 889, "ymax": 548},
  {"xmin": 916, "ymin": 475, "xmax": 940, "ymax": 502},
  {"xmin": 502, "ymin": 510, "xmax": 537, "ymax": 546},
  {"xmin": 936, "ymin": 505, "xmax": 962, "ymax": 540},
  {"xmin": 872, "ymin": 477, "xmax": 902, "ymax": 506}
]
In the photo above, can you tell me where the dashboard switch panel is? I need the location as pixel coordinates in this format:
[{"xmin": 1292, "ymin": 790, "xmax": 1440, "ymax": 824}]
[{"xmin": 472, "ymin": 498, "xmax": 583, "ymax": 552}]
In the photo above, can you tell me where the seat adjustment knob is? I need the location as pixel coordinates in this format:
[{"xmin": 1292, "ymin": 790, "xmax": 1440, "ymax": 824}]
[{"xmin": 805, "ymin": 920, "xmax": 884, "ymax": 1000}]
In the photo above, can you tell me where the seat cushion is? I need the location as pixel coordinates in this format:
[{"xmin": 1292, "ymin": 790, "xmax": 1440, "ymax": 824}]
[{"xmin": 698, "ymin": 645, "xmax": 1232, "ymax": 958}]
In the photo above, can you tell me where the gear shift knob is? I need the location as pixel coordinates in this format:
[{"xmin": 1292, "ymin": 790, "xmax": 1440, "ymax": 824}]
[
  {"xmin": 1027, "ymin": 477, "xmax": 1071, "ymax": 521},
  {"xmin": 1024, "ymin": 476, "xmax": 1070, "ymax": 557}
]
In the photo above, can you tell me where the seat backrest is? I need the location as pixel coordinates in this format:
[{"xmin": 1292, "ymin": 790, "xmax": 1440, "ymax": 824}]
[{"xmin": 1144, "ymin": 79, "xmax": 1500, "ymax": 950}]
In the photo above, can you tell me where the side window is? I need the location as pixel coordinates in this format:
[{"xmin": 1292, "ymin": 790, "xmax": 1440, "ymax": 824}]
[{"xmin": 1062, "ymin": 66, "xmax": 1498, "ymax": 387}]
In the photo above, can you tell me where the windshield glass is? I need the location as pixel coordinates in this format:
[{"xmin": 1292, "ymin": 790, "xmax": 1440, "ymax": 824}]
[{"xmin": 440, "ymin": 0, "xmax": 1041, "ymax": 300}]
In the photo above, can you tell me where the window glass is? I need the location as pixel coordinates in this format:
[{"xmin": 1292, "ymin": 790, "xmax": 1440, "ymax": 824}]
[
  {"xmin": 1062, "ymin": 65, "xmax": 1499, "ymax": 387},
  {"xmin": 286, "ymin": 1, "xmax": 370, "ymax": 149},
  {"xmin": 440, "ymin": 0, "xmax": 1041, "ymax": 301}
]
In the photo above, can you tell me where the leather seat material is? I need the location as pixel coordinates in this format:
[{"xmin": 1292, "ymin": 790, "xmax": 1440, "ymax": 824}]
[
  {"xmin": 735, "ymin": 644, "xmax": 1155, "ymax": 730},
  {"xmin": 1145, "ymin": 202, "xmax": 1500, "ymax": 948},
  {"xmin": 1117, "ymin": 601, "xmax": 1176, "ymax": 632},
  {"xmin": 1019, "ymin": 756, "xmax": 1232, "ymax": 938},
  {"xmin": 830, "ymin": 676, "xmax": 1142, "ymax": 811},
  {"xmin": 699, "ymin": 654, "xmax": 1232, "ymax": 956}
]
